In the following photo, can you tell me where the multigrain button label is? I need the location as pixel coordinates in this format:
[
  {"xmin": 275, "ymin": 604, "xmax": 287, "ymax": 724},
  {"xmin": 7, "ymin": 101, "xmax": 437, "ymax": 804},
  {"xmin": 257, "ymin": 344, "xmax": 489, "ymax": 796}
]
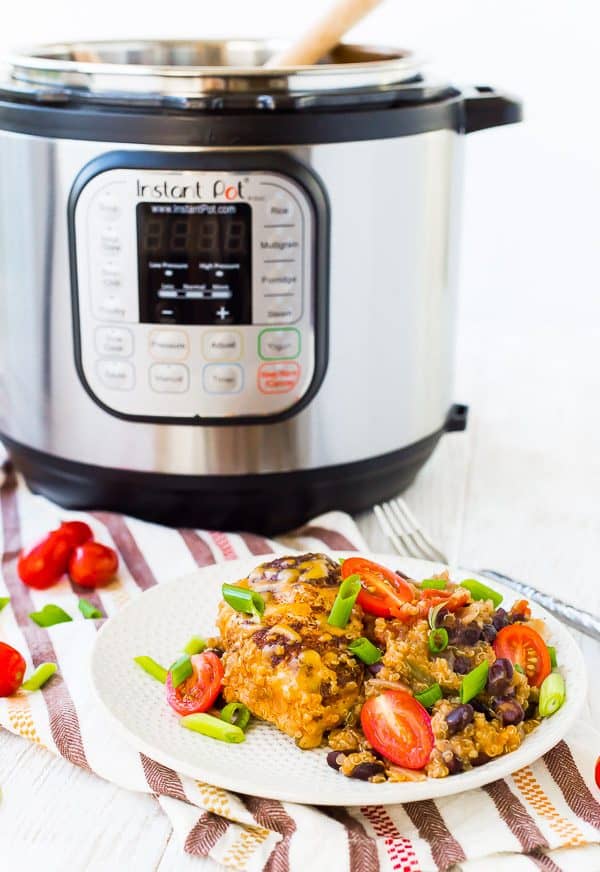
[
  {"xmin": 260, "ymin": 240, "xmax": 299, "ymax": 251},
  {"xmin": 257, "ymin": 362, "xmax": 300, "ymax": 394}
]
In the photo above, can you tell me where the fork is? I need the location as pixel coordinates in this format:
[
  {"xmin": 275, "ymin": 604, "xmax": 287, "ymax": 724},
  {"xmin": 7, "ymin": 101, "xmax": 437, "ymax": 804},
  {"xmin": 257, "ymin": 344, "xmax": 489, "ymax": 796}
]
[{"xmin": 374, "ymin": 497, "xmax": 600, "ymax": 642}]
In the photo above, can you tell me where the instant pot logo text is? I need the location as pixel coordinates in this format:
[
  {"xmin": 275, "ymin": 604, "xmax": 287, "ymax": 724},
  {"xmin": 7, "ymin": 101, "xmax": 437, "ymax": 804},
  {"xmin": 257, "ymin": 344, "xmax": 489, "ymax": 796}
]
[{"xmin": 135, "ymin": 179, "xmax": 244, "ymax": 200}]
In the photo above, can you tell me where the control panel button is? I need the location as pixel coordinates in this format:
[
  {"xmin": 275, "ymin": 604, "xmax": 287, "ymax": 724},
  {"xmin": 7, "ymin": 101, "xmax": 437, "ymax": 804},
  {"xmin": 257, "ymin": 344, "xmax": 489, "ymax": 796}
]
[
  {"xmin": 100, "ymin": 228, "xmax": 122, "ymax": 254},
  {"xmin": 259, "ymin": 328, "xmax": 300, "ymax": 360},
  {"xmin": 97, "ymin": 295, "xmax": 127, "ymax": 320},
  {"xmin": 258, "ymin": 362, "xmax": 301, "ymax": 394},
  {"xmin": 149, "ymin": 329, "xmax": 189, "ymax": 360},
  {"xmin": 203, "ymin": 364, "xmax": 243, "ymax": 395},
  {"xmin": 101, "ymin": 262, "xmax": 123, "ymax": 289},
  {"xmin": 150, "ymin": 363, "xmax": 189, "ymax": 393},
  {"xmin": 95, "ymin": 188, "xmax": 121, "ymax": 219},
  {"xmin": 266, "ymin": 190, "xmax": 296, "ymax": 222},
  {"xmin": 203, "ymin": 331, "xmax": 242, "ymax": 362},
  {"xmin": 95, "ymin": 326, "xmax": 133, "ymax": 357},
  {"xmin": 96, "ymin": 359, "xmax": 134, "ymax": 391},
  {"xmin": 265, "ymin": 301, "xmax": 299, "ymax": 323}
]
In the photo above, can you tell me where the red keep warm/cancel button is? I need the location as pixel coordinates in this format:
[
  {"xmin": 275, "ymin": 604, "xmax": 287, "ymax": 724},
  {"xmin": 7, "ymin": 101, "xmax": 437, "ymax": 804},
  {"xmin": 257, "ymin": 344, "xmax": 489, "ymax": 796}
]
[{"xmin": 258, "ymin": 362, "xmax": 301, "ymax": 394}]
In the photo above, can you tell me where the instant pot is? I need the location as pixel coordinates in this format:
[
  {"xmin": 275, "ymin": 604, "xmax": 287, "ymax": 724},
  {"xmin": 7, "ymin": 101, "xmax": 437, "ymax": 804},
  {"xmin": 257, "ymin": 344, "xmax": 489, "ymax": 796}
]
[{"xmin": 0, "ymin": 40, "xmax": 521, "ymax": 532}]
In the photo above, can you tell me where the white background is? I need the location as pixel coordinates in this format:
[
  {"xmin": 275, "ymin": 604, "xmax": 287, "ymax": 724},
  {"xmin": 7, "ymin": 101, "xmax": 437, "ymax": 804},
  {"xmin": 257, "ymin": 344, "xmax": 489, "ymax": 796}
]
[{"xmin": 0, "ymin": 0, "xmax": 598, "ymax": 589}]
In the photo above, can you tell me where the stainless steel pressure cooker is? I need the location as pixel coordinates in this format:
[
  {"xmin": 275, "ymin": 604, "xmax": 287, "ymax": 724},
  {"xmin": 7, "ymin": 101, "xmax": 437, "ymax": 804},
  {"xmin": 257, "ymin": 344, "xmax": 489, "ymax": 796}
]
[{"xmin": 0, "ymin": 40, "xmax": 521, "ymax": 532}]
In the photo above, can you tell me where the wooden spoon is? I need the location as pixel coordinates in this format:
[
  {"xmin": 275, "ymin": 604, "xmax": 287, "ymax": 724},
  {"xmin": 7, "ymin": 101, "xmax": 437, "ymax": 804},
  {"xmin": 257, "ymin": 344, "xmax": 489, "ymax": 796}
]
[{"xmin": 264, "ymin": 0, "xmax": 386, "ymax": 68}]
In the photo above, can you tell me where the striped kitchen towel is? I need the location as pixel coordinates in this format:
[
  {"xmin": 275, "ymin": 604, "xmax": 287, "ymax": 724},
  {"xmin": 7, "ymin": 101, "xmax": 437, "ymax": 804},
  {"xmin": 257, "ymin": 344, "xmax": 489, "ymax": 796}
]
[{"xmin": 0, "ymin": 462, "xmax": 599, "ymax": 872}]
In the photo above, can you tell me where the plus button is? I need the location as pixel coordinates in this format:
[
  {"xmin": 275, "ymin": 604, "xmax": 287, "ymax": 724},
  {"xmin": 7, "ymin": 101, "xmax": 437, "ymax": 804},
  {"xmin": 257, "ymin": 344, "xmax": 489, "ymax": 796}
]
[{"xmin": 215, "ymin": 306, "xmax": 230, "ymax": 321}]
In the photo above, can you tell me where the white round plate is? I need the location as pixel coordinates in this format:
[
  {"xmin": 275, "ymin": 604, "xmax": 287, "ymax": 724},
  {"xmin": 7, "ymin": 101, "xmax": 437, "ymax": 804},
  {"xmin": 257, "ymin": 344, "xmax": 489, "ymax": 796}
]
[{"xmin": 90, "ymin": 553, "xmax": 587, "ymax": 805}]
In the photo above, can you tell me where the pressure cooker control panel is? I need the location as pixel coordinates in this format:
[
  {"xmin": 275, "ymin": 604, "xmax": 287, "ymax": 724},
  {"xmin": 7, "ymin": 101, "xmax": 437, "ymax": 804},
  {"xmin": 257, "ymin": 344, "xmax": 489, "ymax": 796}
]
[{"xmin": 69, "ymin": 154, "xmax": 328, "ymax": 424}]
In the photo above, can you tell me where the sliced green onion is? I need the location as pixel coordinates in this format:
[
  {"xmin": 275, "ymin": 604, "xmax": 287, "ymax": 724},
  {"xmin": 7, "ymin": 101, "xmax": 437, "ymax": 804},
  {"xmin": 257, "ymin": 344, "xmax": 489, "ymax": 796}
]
[
  {"xmin": 428, "ymin": 603, "xmax": 446, "ymax": 631},
  {"xmin": 428, "ymin": 627, "xmax": 449, "ymax": 654},
  {"xmin": 220, "ymin": 702, "xmax": 251, "ymax": 731},
  {"xmin": 459, "ymin": 578, "xmax": 503, "ymax": 608},
  {"xmin": 0, "ymin": 596, "xmax": 10, "ymax": 612},
  {"xmin": 21, "ymin": 662, "xmax": 57, "ymax": 691},
  {"xmin": 547, "ymin": 645, "xmax": 557, "ymax": 668},
  {"xmin": 180, "ymin": 712, "xmax": 245, "ymax": 743},
  {"xmin": 420, "ymin": 578, "xmax": 447, "ymax": 590},
  {"xmin": 539, "ymin": 672, "xmax": 566, "ymax": 717},
  {"xmin": 460, "ymin": 660, "xmax": 490, "ymax": 703},
  {"xmin": 327, "ymin": 574, "xmax": 361, "ymax": 628},
  {"xmin": 415, "ymin": 683, "xmax": 443, "ymax": 708},
  {"xmin": 222, "ymin": 583, "xmax": 265, "ymax": 618},
  {"xmin": 348, "ymin": 637, "xmax": 382, "ymax": 665},
  {"xmin": 514, "ymin": 663, "xmax": 525, "ymax": 675},
  {"xmin": 29, "ymin": 604, "xmax": 72, "ymax": 628},
  {"xmin": 78, "ymin": 598, "xmax": 103, "ymax": 619},
  {"xmin": 169, "ymin": 654, "xmax": 193, "ymax": 688},
  {"xmin": 183, "ymin": 636, "xmax": 207, "ymax": 656},
  {"xmin": 134, "ymin": 656, "xmax": 168, "ymax": 683}
]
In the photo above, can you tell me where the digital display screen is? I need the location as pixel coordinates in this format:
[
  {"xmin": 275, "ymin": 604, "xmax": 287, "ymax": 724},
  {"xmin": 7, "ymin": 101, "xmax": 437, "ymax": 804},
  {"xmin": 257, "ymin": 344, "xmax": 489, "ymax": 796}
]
[{"xmin": 137, "ymin": 202, "xmax": 252, "ymax": 325}]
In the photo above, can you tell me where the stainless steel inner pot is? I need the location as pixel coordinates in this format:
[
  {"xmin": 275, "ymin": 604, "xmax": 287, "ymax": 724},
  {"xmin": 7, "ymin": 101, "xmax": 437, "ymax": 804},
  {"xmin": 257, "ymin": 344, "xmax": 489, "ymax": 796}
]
[{"xmin": 5, "ymin": 39, "xmax": 424, "ymax": 97}]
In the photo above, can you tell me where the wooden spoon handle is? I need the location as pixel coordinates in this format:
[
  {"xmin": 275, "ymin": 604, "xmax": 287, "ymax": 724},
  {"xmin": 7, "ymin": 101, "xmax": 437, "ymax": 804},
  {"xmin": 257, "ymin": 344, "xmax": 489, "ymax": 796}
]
[{"xmin": 264, "ymin": 0, "xmax": 386, "ymax": 68}]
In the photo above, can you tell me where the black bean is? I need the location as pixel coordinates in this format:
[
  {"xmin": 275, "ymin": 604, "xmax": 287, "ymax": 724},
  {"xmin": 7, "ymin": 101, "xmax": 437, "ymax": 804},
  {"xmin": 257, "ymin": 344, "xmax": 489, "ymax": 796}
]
[
  {"xmin": 510, "ymin": 612, "xmax": 527, "ymax": 623},
  {"xmin": 487, "ymin": 658, "xmax": 514, "ymax": 697},
  {"xmin": 446, "ymin": 703, "xmax": 475, "ymax": 736},
  {"xmin": 464, "ymin": 622, "xmax": 483, "ymax": 645},
  {"xmin": 435, "ymin": 607, "xmax": 450, "ymax": 628},
  {"xmin": 524, "ymin": 700, "xmax": 538, "ymax": 720},
  {"xmin": 471, "ymin": 698, "xmax": 496, "ymax": 720},
  {"xmin": 495, "ymin": 699, "xmax": 524, "ymax": 726},
  {"xmin": 446, "ymin": 754, "xmax": 464, "ymax": 775},
  {"xmin": 481, "ymin": 623, "xmax": 497, "ymax": 643},
  {"xmin": 472, "ymin": 751, "xmax": 491, "ymax": 767},
  {"xmin": 367, "ymin": 662, "xmax": 384, "ymax": 676},
  {"xmin": 492, "ymin": 608, "xmax": 509, "ymax": 631},
  {"xmin": 327, "ymin": 750, "xmax": 344, "ymax": 771},
  {"xmin": 349, "ymin": 761, "xmax": 386, "ymax": 781},
  {"xmin": 453, "ymin": 655, "xmax": 471, "ymax": 675},
  {"xmin": 450, "ymin": 622, "xmax": 481, "ymax": 646}
]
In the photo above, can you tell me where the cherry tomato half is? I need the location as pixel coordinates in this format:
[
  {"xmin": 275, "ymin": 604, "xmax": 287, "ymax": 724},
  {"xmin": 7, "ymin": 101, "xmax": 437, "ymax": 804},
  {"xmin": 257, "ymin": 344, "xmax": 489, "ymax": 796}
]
[
  {"xmin": 0, "ymin": 641, "xmax": 26, "ymax": 696},
  {"xmin": 493, "ymin": 624, "xmax": 551, "ymax": 688},
  {"xmin": 595, "ymin": 757, "xmax": 600, "ymax": 791},
  {"xmin": 166, "ymin": 651, "xmax": 224, "ymax": 715},
  {"xmin": 57, "ymin": 521, "xmax": 93, "ymax": 548},
  {"xmin": 342, "ymin": 558, "xmax": 414, "ymax": 618},
  {"xmin": 68, "ymin": 542, "xmax": 118, "ymax": 589},
  {"xmin": 17, "ymin": 531, "xmax": 72, "ymax": 590},
  {"xmin": 360, "ymin": 690, "xmax": 434, "ymax": 769}
]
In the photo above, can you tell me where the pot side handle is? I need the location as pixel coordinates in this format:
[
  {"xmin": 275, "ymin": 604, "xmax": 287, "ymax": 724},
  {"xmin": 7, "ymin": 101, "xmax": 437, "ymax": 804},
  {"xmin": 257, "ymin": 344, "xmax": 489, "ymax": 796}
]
[{"xmin": 463, "ymin": 86, "xmax": 523, "ymax": 134}]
